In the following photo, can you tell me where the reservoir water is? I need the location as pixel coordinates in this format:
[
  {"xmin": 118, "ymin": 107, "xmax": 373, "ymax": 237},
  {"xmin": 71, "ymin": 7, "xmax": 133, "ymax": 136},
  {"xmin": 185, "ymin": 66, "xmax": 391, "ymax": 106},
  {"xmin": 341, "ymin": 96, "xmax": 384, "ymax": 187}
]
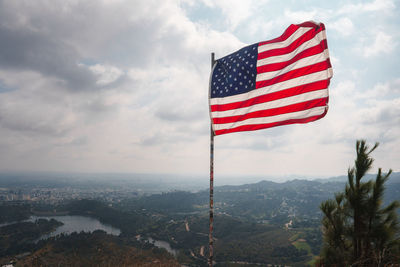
[
  {"xmin": 2, "ymin": 216, "xmax": 178, "ymax": 256},
  {"xmin": 147, "ymin": 237, "xmax": 178, "ymax": 257},
  {"xmin": 29, "ymin": 215, "xmax": 121, "ymax": 240},
  {"xmin": 33, "ymin": 216, "xmax": 178, "ymax": 257}
]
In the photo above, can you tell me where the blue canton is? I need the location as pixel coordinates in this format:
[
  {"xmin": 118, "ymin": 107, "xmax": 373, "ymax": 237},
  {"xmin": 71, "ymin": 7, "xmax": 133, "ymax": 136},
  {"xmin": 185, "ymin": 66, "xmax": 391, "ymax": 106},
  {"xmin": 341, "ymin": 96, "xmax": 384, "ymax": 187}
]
[{"xmin": 210, "ymin": 43, "xmax": 258, "ymax": 98}]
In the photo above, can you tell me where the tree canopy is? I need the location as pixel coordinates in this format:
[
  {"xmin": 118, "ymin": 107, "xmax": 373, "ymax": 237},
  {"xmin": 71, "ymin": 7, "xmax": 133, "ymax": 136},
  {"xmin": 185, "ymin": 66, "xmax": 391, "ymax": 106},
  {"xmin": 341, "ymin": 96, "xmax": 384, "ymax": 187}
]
[{"xmin": 320, "ymin": 140, "xmax": 400, "ymax": 266}]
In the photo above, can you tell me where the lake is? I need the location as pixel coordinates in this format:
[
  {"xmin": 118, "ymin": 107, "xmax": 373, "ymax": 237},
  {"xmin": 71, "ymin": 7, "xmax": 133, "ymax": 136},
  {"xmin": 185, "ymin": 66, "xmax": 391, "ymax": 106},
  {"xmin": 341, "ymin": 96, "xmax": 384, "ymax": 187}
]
[
  {"xmin": 29, "ymin": 215, "xmax": 121, "ymax": 240},
  {"xmin": 147, "ymin": 237, "xmax": 178, "ymax": 257},
  {"xmin": 2, "ymin": 215, "xmax": 179, "ymax": 257}
]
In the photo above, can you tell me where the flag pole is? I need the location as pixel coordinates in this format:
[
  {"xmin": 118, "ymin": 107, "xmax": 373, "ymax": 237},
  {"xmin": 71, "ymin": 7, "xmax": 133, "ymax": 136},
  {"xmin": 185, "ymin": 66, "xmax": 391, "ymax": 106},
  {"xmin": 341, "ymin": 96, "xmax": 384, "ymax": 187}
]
[{"xmin": 209, "ymin": 52, "xmax": 215, "ymax": 267}]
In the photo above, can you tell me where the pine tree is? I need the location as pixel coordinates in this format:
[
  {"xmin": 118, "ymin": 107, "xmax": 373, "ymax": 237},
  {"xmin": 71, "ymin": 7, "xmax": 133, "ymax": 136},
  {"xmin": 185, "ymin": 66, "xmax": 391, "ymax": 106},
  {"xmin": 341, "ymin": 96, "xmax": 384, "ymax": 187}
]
[{"xmin": 320, "ymin": 140, "xmax": 400, "ymax": 266}]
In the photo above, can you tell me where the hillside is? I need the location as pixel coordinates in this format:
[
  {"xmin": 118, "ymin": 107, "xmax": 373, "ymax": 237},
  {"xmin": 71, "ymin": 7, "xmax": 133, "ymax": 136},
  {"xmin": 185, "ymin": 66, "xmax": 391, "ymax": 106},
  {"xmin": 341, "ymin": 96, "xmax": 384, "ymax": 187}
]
[
  {"xmin": 1, "ymin": 172, "xmax": 399, "ymax": 266},
  {"xmin": 12, "ymin": 231, "xmax": 179, "ymax": 267},
  {"xmin": 126, "ymin": 173, "xmax": 399, "ymax": 226}
]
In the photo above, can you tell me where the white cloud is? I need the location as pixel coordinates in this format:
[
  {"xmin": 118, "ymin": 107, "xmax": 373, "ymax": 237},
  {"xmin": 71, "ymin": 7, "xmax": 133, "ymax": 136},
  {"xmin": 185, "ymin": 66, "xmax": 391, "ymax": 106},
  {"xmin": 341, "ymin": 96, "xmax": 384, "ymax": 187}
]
[
  {"xmin": 199, "ymin": 0, "xmax": 269, "ymax": 31},
  {"xmin": 0, "ymin": 0, "xmax": 240, "ymax": 174},
  {"xmin": 329, "ymin": 53, "xmax": 340, "ymax": 69},
  {"xmin": 363, "ymin": 0, "xmax": 396, "ymax": 11},
  {"xmin": 338, "ymin": 0, "xmax": 396, "ymax": 14},
  {"xmin": 89, "ymin": 64, "xmax": 123, "ymax": 85},
  {"xmin": 331, "ymin": 80, "xmax": 356, "ymax": 100},
  {"xmin": 0, "ymin": 0, "xmax": 399, "ymax": 177},
  {"xmin": 363, "ymin": 31, "xmax": 394, "ymax": 57},
  {"xmin": 328, "ymin": 79, "xmax": 400, "ymax": 147},
  {"xmin": 360, "ymin": 97, "xmax": 400, "ymax": 125},
  {"xmin": 357, "ymin": 82, "xmax": 390, "ymax": 99},
  {"xmin": 330, "ymin": 17, "xmax": 354, "ymax": 37},
  {"xmin": 283, "ymin": 9, "xmax": 317, "ymax": 23}
]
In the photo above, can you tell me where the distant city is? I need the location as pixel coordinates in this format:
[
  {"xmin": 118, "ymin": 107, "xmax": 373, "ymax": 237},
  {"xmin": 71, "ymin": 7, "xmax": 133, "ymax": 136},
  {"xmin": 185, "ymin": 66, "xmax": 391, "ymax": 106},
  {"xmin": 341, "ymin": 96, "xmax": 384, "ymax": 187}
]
[
  {"xmin": 0, "ymin": 187, "xmax": 139, "ymax": 204},
  {"xmin": 0, "ymin": 171, "xmax": 397, "ymax": 205}
]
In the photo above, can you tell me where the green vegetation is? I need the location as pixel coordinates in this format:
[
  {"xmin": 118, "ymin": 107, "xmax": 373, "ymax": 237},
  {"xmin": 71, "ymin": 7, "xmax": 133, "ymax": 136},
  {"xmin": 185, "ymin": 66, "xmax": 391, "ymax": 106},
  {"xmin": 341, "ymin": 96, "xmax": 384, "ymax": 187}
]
[
  {"xmin": 0, "ymin": 218, "xmax": 62, "ymax": 257},
  {"xmin": 15, "ymin": 231, "xmax": 180, "ymax": 267},
  {"xmin": 0, "ymin": 204, "xmax": 31, "ymax": 223},
  {"xmin": 292, "ymin": 240, "xmax": 311, "ymax": 254},
  {"xmin": 320, "ymin": 140, "xmax": 400, "ymax": 265},
  {"xmin": 126, "ymin": 191, "xmax": 208, "ymax": 213},
  {"xmin": 1, "ymin": 199, "xmax": 317, "ymax": 266},
  {"xmin": 215, "ymin": 226, "xmax": 310, "ymax": 265}
]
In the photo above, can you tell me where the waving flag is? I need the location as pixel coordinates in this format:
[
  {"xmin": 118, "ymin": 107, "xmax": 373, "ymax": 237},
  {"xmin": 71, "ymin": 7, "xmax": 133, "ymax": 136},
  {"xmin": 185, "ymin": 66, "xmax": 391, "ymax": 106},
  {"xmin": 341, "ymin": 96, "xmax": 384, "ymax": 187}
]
[{"xmin": 209, "ymin": 21, "xmax": 333, "ymax": 136}]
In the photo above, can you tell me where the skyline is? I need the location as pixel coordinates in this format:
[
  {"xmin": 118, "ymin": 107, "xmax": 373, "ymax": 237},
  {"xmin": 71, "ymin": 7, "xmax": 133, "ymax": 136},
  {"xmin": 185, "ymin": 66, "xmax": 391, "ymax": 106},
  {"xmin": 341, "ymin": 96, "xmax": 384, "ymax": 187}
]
[{"xmin": 0, "ymin": 0, "xmax": 399, "ymax": 180}]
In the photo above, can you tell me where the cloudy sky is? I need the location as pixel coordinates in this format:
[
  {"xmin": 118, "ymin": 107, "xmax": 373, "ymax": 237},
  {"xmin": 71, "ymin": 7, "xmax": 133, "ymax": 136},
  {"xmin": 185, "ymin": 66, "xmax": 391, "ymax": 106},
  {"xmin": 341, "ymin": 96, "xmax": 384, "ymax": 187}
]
[{"xmin": 0, "ymin": 0, "xmax": 399, "ymax": 181}]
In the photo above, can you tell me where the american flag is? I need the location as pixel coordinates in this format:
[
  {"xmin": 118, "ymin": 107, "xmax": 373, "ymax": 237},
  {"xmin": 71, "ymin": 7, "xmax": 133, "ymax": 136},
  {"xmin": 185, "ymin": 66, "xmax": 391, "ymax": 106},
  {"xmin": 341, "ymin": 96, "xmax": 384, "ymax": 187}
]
[{"xmin": 209, "ymin": 21, "xmax": 333, "ymax": 136}]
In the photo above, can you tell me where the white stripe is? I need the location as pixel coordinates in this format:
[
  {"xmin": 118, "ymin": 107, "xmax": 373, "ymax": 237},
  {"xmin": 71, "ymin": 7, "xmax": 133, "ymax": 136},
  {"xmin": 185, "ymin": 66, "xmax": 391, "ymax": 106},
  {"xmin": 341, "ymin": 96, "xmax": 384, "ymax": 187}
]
[
  {"xmin": 210, "ymin": 68, "xmax": 332, "ymax": 106},
  {"xmin": 211, "ymin": 89, "xmax": 328, "ymax": 118},
  {"xmin": 321, "ymin": 29, "xmax": 334, "ymax": 79},
  {"xmin": 257, "ymin": 27, "xmax": 313, "ymax": 53},
  {"xmin": 257, "ymin": 31, "xmax": 326, "ymax": 67},
  {"xmin": 213, "ymin": 106, "xmax": 327, "ymax": 131},
  {"xmin": 256, "ymin": 51, "xmax": 328, "ymax": 82}
]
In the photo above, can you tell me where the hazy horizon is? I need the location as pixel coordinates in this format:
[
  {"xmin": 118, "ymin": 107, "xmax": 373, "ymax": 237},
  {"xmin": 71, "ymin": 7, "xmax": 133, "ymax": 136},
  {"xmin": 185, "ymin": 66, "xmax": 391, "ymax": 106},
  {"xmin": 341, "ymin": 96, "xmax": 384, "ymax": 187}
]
[{"xmin": 2, "ymin": 170, "xmax": 398, "ymax": 187}]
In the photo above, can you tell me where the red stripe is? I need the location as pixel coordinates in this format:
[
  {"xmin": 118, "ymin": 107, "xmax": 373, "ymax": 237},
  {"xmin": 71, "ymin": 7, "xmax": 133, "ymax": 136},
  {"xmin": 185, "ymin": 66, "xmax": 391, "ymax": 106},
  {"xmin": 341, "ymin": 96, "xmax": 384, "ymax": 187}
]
[
  {"xmin": 258, "ymin": 22, "xmax": 324, "ymax": 47},
  {"xmin": 214, "ymin": 109, "xmax": 327, "ymax": 136},
  {"xmin": 258, "ymin": 24, "xmax": 299, "ymax": 46},
  {"xmin": 258, "ymin": 26, "xmax": 325, "ymax": 60},
  {"xmin": 297, "ymin": 21, "xmax": 324, "ymax": 31},
  {"xmin": 211, "ymin": 80, "xmax": 328, "ymax": 112},
  {"xmin": 257, "ymin": 40, "xmax": 328, "ymax": 73},
  {"xmin": 256, "ymin": 60, "xmax": 330, "ymax": 89},
  {"xmin": 258, "ymin": 28, "xmax": 316, "ymax": 60},
  {"xmin": 326, "ymin": 57, "xmax": 332, "ymax": 69},
  {"xmin": 213, "ymin": 97, "xmax": 327, "ymax": 124}
]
